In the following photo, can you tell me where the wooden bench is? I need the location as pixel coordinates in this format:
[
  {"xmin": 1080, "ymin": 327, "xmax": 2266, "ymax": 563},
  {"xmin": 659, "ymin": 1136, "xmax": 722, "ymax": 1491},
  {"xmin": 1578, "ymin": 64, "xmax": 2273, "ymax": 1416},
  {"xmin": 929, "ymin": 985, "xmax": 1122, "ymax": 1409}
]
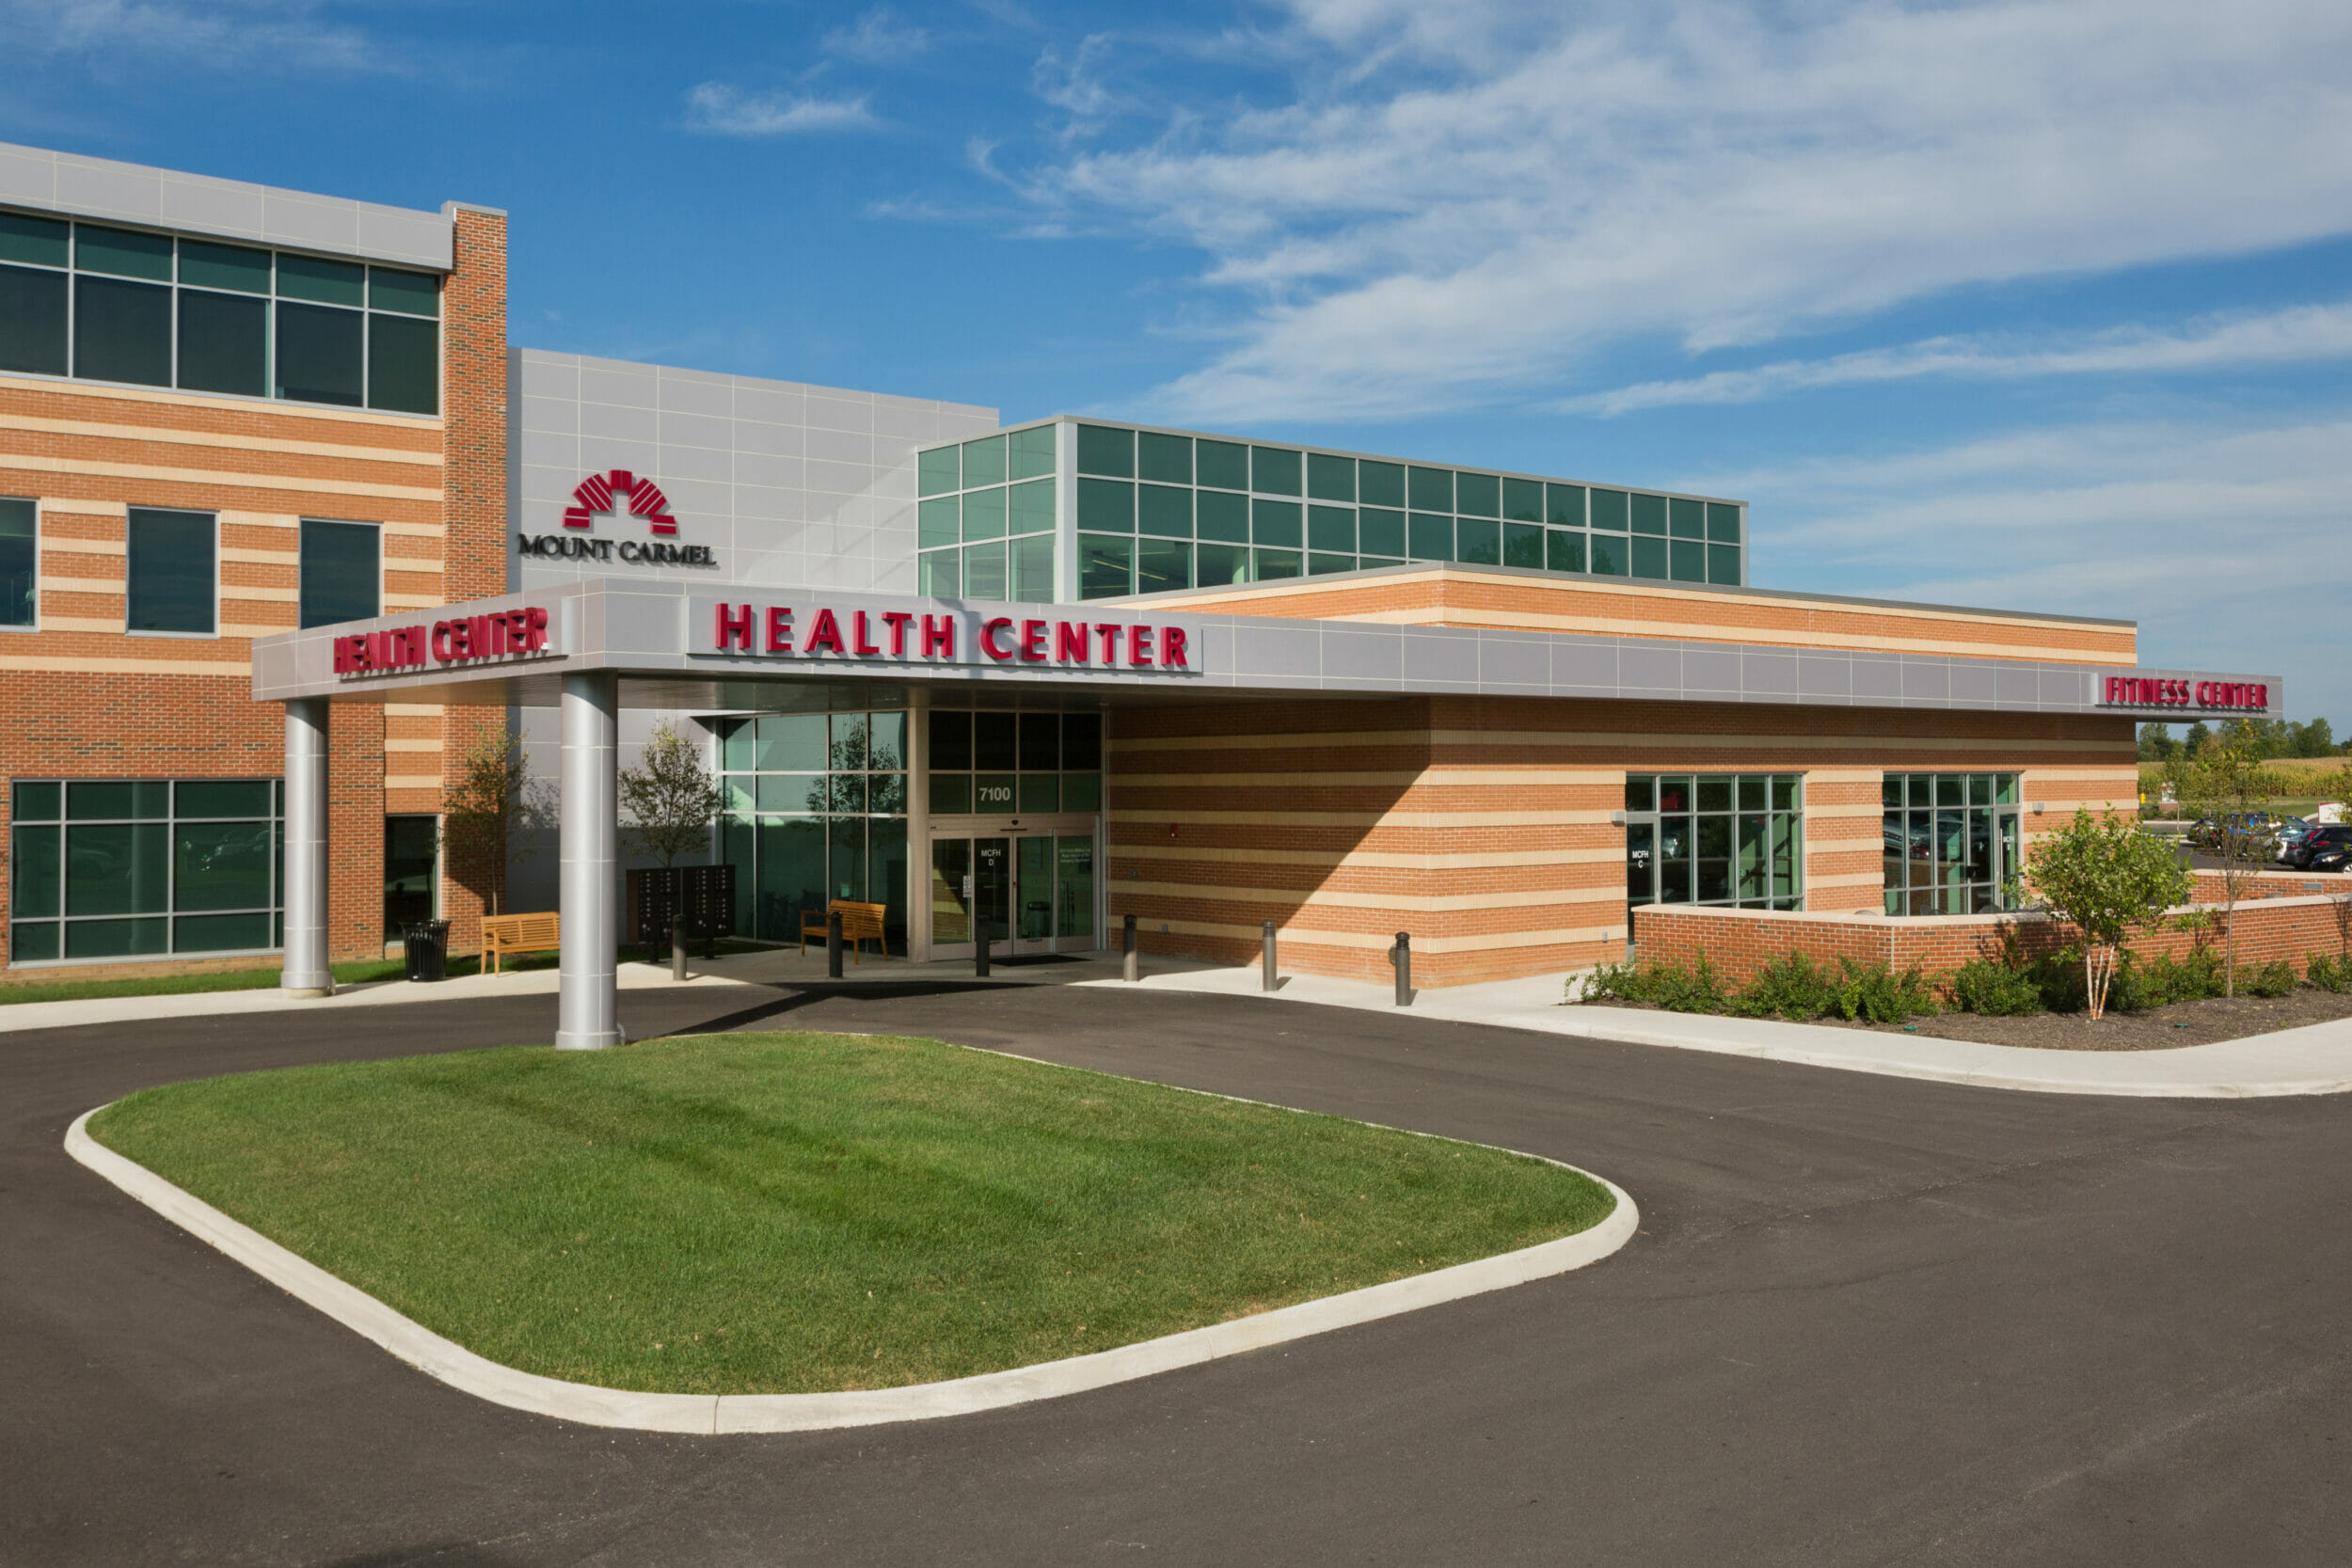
[
  {"xmin": 801, "ymin": 899, "xmax": 887, "ymax": 962},
  {"xmin": 480, "ymin": 911, "xmax": 560, "ymax": 975}
]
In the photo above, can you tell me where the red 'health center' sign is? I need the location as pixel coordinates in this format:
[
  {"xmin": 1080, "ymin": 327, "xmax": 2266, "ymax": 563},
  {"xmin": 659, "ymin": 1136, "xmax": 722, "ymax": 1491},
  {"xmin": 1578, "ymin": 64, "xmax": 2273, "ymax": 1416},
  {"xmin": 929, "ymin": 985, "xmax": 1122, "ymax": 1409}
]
[
  {"xmin": 710, "ymin": 604, "xmax": 1193, "ymax": 669},
  {"xmin": 2101, "ymin": 675, "xmax": 2268, "ymax": 711},
  {"xmin": 333, "ymin": 606, "xmax": 552, "ymax": 675}
]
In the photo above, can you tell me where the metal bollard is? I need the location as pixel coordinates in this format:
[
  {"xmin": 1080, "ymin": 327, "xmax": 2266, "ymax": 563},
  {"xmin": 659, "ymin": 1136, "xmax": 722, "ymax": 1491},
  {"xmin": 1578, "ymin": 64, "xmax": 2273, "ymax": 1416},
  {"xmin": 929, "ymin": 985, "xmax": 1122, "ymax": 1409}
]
[
  {"xmin": 671, "ymin": 918, "xmax": 688, "ymax": 982},
  {"xmin": 1262, "ymin": 920, "xmax": 1278, "ymax": 991},
  {"xmin": 975, "ymin": 918, "xmax": 992, "ymax": 978},
  {"xmin": 1122, "ymin": 912, "xmax": 1138, "ymax": 982},
  {"xmin": 826, "ymin": 908, "xmax": 844, "ymax": 979},
  {"xmin": 1390, "ymin": 930, "xmax": 1411, "ymax": 1006}
]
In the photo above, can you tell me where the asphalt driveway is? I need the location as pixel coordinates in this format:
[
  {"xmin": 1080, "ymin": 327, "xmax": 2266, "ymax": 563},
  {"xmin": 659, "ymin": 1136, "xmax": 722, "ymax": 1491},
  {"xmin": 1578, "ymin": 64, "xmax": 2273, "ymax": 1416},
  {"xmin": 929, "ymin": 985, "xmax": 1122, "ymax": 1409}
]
[{"xmin": 4, "ymin": 978, "xmax": 2347, "ymax": 1565}]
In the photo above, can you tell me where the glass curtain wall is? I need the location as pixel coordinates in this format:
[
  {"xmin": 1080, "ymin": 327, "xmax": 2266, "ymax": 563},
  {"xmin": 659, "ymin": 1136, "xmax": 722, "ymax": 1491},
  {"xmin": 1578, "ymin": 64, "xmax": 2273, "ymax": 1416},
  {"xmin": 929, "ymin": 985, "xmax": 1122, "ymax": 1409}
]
[
  {"xmin": 1626, "ymin": 773, "xmax": 1804, "ymax": 910},
  {"xmin": 1037, "ymin": 422, "xmax": 1744, "ymax": 600},
  {"xmin": 917, "ymin": 424, "xmax": 1057, "ymax": 602},
  {"xmin": 9, "ymin": 778, "xmax": 284, "ymax": 961},
  {"xmin": 715, "ymin": 711, "xmax": 910, "ymax": 949},
  {"xmin": 925, "ymin": 710, "xmax": 1103, "ymax": 815},
  {"xmin": 0, "ymin": 210, "xmax": 439, "ymax": 413},
  {"xmin": 1883, "ymin": 772, "xmax": 2022, "ymax": 914}
]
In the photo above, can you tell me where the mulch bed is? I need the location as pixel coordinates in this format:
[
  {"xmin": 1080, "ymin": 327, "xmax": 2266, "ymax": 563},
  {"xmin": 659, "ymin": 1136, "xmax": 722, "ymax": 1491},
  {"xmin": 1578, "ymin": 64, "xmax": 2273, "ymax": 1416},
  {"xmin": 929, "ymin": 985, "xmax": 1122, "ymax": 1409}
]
[{"xmin": 1584, "ymin": 988, "xmax": 2352, "ymax": 1051}]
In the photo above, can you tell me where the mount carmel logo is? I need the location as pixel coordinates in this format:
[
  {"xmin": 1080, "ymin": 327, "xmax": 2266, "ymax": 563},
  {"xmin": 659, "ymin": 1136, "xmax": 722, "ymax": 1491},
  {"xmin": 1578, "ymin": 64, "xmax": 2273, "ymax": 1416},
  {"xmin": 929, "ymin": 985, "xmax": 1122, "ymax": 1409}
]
[{"xmin": 518, "ymin": 468, "xmax": 716, "ymax": 566}]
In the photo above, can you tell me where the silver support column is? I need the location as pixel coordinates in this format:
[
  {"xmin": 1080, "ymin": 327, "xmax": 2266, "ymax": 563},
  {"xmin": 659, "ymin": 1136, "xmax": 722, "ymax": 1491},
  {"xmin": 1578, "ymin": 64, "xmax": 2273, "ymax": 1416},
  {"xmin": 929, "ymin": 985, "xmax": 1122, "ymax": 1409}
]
[
  {"xmin": 280, "ymin": 698, "xmax": 333, "ymax": 997},
  {"xmin": 556, "ymin": 671, "xmax": 622, "ymax": 1050}
]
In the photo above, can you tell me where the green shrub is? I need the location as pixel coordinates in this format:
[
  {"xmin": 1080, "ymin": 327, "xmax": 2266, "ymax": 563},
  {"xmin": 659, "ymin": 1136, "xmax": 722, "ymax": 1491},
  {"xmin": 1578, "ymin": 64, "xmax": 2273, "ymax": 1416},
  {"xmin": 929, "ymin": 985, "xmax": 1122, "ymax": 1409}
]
[
  {"xmin": 2023, "ymin": 950, "xmax": 2090, "ymax": 1013},
  {"xmin": 2307, "ymin": 952, "xmax": 2352, "ymax": 993},
  {"xmin": 1574, "ymin": 952, "xmax": 1732, "ymax": 1013},
  {"xmin": 1834, "ymin": 958, "xmax": 1939, "ymax": 1023},
  {"xmin": 2239, "ymin": 958, "xmax": 2297, "ymax": 999},
  {"xmin": 1734, "ymin": 951, "xmax": 1839, "ymax": 1020},
  {"xmin": 1950, "ymin": 958, "xmax": 2042, "ymax": 1016},
  {"xmin": 1575, "ymin": 958, "xmax": 1645, "ymax": 1004},
  {"xmin": 2134, "ymin": 948, "xmax": 2225, "ymax": 1007}
]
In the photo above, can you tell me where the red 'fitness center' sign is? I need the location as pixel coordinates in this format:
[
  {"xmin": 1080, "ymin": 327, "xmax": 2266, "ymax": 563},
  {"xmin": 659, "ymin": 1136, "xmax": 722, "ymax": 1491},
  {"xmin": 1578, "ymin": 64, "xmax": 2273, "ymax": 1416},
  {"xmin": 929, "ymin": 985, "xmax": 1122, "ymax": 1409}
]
[
  {"xmin": 2101, "ymin": 674, "xmax": 2269, "ymax": 711},
  {"xmin": 705, "ymin": 603, "xmax": 1196, "ymax": 671}
]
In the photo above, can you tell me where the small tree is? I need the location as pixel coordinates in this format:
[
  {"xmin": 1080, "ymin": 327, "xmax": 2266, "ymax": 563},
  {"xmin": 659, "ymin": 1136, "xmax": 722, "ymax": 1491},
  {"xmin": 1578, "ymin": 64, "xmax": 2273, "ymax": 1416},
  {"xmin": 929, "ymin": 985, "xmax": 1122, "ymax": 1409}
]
[
  {"xmin": 2024, "ymin": 808, "xmax": 2193, "ymax": 1020},
  {"xmin": 2183, "ymin": 729, "xmax": 2280, "ymax": 997},
  {"xmin": 619, "ymin": 719, "xmax": 723, "ymax": 868},
  {"xmin": 443, "ymin": 728, "xmax": 546, "ymax": 916}
]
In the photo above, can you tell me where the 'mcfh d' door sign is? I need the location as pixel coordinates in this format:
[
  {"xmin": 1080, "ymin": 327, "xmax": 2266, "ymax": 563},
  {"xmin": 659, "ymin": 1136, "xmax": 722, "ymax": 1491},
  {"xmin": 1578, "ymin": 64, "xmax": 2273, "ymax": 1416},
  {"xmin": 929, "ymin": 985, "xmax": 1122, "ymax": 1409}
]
[
  {"xmin": 517, "ymin": 468, "xmax": 718, "ymax": 568},
  {"xmin": 696, "ymin": 599, "xmax": 1200, "ymax": 674}
]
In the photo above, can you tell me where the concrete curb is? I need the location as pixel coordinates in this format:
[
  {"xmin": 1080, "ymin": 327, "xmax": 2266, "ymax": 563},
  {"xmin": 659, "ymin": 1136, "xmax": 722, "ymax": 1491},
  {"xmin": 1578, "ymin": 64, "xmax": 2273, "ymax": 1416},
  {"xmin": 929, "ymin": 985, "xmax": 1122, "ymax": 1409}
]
[{"xmin": 65, "ymin": 1108, "xmax": 1637, "ymax": 1435}]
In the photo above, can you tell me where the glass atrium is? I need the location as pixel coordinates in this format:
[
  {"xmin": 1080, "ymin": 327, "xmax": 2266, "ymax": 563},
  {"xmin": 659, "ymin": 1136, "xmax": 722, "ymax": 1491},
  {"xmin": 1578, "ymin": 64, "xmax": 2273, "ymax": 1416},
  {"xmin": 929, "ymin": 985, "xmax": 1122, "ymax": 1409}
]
[{"xmin": 915, "ymin": 418, "xmax": 1746, "ymax": 602}]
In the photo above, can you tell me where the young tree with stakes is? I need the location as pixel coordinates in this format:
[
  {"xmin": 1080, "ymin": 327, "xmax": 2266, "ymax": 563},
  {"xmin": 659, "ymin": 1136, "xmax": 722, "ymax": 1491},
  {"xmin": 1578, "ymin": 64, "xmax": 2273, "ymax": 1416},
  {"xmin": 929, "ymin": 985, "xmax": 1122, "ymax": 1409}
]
[
  {"xmin": 619, "ymin": 719, "xmax": 724, "ymax": 868},
  {"xmin": 442, "ymin": 728, "xmax": 546, "ymax": 918},
  {"xmin": 2024, "ymin": 808, "xmax": 2193, "ymax": 1020}
]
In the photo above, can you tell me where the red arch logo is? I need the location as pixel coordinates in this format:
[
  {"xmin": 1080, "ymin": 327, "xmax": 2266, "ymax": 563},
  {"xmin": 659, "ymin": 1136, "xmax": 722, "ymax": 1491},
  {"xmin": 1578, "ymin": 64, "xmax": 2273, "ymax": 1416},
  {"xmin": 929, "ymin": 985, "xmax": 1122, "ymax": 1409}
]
[{"xmin": 562, "ymin": 469, "xmax": 677, "ymax": 535}]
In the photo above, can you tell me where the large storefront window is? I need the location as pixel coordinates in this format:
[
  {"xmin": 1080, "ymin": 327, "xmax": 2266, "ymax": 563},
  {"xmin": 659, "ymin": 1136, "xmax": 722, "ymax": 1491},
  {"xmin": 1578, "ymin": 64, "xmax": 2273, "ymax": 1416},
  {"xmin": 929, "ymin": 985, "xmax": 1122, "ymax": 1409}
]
[
  {"xmin": 926, "ymin": 710, "xmax": 1102, "ymax": 814},
  {"xmin": 1883, "ymin": 772, "xmax": 2021, "ymax": 915},
  {"xmin": 8, "ymin": 778, "xmax": 283, "ymax": 962},
  {"xmin": 1626, "ymin": 773, "xmax": 1804, "ymax": 910},
  {"xmin": 714, "ymin": 710, "xmax": 909, "ymax": 949}
]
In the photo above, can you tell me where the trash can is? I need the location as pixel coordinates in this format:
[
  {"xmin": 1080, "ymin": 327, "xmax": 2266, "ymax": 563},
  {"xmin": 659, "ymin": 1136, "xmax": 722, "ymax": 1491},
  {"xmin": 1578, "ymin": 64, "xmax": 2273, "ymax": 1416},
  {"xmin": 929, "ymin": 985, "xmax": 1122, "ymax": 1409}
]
[{"xmin": 403, "ymin": 919, "xmax": 450, "ymax": 983}]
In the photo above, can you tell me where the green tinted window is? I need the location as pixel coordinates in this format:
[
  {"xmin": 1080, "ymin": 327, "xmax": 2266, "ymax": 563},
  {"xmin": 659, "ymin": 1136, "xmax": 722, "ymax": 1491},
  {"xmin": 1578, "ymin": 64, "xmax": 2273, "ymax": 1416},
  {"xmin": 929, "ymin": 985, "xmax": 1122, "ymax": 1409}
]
[
  {"xmin": 1076, "ymin": 424, "xmax": 1134, "ymax": 477},
  {"xmin": 1708, "ymin": 544, "xmax": 1741, "ymax": 585},
  {"xmin": 1670, "ymin": 498, "xmax": 1706, "ymax": 539},
  {"xmin": 918, "ymin": 497, "xmax": 960, "ymax": 548},
  {"xmin": 1408, "ymin": 467, "xmax": 1453, "ymax": 512},
  {"xmin": 278, "ymin": 253, "xmax": 365, "ymax": 307},
  {"xmin": 174, "ymin": 821, "xmax": 271, "ymax": 911},
  {"xmin": 1455, "ymin": 517, "xmax": 1501, "ymax": 564},
  {"xmin": 0, "ymin": 264, "xmax": 67, "ymax": 376},
  {"xmin": 1502, "ymin": 522, "xmax": 1544, "ymax": 569},
  {"xmin": 1196, "ymin": 489, "xmax": 1248, "ymax": 542},
  {"xmin": 1251, "ymin": 446, "xmax": 1301, "ymax": 496},
  {"xmin": 1589, "ymin": 532, "xmax": 1627, "ymax": 576},
  {"xmin": 1708, "ymin": 502, "xmax": 1741, "ymax": 543},
  {"xmin": 1308, "ymin": 504, "xmax": 1355, "ymax": 552},
  {"xmin": 1359, "ymin": 460, "xmax": 1405, "ymax": 507},
  {"xmin": 918, "ymin": 447, "xmax": 960, "ymax": 497},
  {"xmin": 1075, "ymin": 478, "xmax": 1133, "ymax": 531},
  {"xmin": 1196, "ymin": 541, "xmax": 1249, "ymax": 587},
  {"xmin": 179, "ymin": 239, "xmax": 270, "ymax": 294},
  {"xmin": 1308, "ymin": 452, "xmax": 1356, "ymax": 501},
  {"xmin": 1009, "ymin": 424, "xmax": 1056, "ymax": 480},
  {"xmin": 0, "ymin": 212, "xmax": 68, "ymax": 269},
  {"xmin": 1137, "ymin": 535, "xmax": 1191, "ymax": 594},
  {"xmin": 74, "ymin": 276, "xmax": 170, "ymax": 387},
  {"xmin": 368, "ymin": 313, "xmax": 437, "ymax": 413},
  {"xmin": 918, "ymin": 548, "xmax": 959, "ymax": 597},
  {"xmin": 961, "ymin": 434, "xmax": 1008, "ymax": 486},
  {"xmin": 0, "ymin": 496, "xmax": 32, "ymax": 628},
  {"xmin": 298, "ymin": 518, "xmax": 378, "ymax": 627},
  {"xmin": 1137, "ymin": 483, "xmax": 1192, "ymax": 537},
  {"xmin": 963, "ymin": 541, "xmax": 1006, "ymax": 599},
  {"xmin": 1631, "ymin": 535, "xmax": 1668, "ymax": 579},
  {"xmin": 1137, "ymin": 431, "xmax": 1191, "ymax": 483},
  {"xmin": 1012, "ymin": 533, "xmax": 1055, "ymax": 599},
  {"xmin": 12, "ymin": 780, "xmax": 60, "ymax": 820},
  {"xmin": 758, "ymin": 714, "xmax": 828, "ymax": 771},
  {"xmin": 1079, "ymin": 533, "xmax": 1134, "ymax": 598},
  {"xmin": 1196, "ymin": 438, "xmax": 1248, "ymax": 490},
  {"xmin": 1546, "ymin": 530, "xmax": 1585, "ymax": 573},
  {"xmin": 962, "ymin": 485, "xmax": 1008, "ymax": 540},
  {"xmin": 1590, "ymin": 488, "xmax": 1629, "ymax": 530},
  {"xmin": 1670, "ymin": 539, "xmax": 1706, "ymax": 581},
  {"xmin": 1629, "ymin": 494, "xmax": 1667, "ymax": 534},
  {"xmin": 276, "ymin": 301, "xmax": 362, "ymax": 406},
  {"xmin": 177, "ymin": 290, "xmax": 266, "ymax": 397},
  {"xmin": 11, "ymin": 824, "xmax": 58, "ymax": 917},
  {"xmin": 1547, "ymin": 484, "xmax": 1585, "ymax": 526},
  {"xmin": 1408, "ymin": 513, "xmax": 1451, "ymax": 561},
  {"xmin": 1502, "ymin": 477, "xmax": 1542, "ymax": 522},
  {"xmin": 1254, "ymin": 548, "xmax": 1301, "ymax": 580},
  {"xmin": 76, "ymin": 226, "xmax": 172, "ymax": 281},
  {"xmin": 1008, "ymin": 477, "xmax": 1055, "ymax": 534},
  {"xmin": 1309, "ymin": 552, "xmax": 1353, "ymax": 576},
  {"xmin": 1359, "ymin": 507, "xmax": 1405, "ymax": 556},
  {"xmin": 1455, "ymin": 472, "xmax": 1500, "ymax": 517},
  {"xmin": 368, "ymin": 267, "xmax": 439, "ymax": 317},
  {"xmin": 126, "ymin": 508, "xmax": 214, "ymax": 634},
  {"xmin": 1251, "ymin": 499, "xmax": 1301, "ymax": 547}
]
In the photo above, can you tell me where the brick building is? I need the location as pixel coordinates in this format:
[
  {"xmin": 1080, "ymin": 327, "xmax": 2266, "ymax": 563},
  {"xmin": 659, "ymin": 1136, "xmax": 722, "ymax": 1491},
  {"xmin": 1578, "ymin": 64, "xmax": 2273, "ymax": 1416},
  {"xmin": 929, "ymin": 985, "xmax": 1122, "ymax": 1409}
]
[{"xmin": 0, "ymin": 143, "xmax": 2284, "ymax": 1002}]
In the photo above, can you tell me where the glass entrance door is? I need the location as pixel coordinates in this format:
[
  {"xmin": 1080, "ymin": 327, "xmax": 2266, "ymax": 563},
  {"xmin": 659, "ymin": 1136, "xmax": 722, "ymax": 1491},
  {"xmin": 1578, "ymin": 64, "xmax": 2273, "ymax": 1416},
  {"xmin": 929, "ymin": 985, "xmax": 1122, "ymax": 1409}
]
[{"xmin": 928, "ymin": 826, "xmax": 1097, "ymax": 957}]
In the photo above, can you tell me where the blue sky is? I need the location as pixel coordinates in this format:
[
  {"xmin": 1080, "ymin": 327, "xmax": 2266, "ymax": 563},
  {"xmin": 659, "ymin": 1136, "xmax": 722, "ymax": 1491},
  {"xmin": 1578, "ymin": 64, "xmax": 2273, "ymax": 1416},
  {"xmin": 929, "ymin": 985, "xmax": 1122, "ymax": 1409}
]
[{"xmin": 8, "ymin": 0, "xmax": 2348, "ymax": 720}]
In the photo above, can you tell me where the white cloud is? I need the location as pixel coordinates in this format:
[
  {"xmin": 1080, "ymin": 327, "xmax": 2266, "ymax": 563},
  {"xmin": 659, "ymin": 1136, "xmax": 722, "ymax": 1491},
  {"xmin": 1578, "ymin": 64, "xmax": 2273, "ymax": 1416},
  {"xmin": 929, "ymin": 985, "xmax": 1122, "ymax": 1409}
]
[
  {"xmin": 823, "ymin": 8, "xmax": 929, "ymax": 64},
  {"xmin": 5, "ymin": 0, "xmax": 384, "ymax": 71},
  {"xmin": 1013, "ymin": 0, "xmax": 2352, "ymax": 423},
  {"xmin": 1559, "ymin": 304, "xmax": 2352, "ymax": 416},
  {"xmin": 683, "ymin": 83, "xmax": 879, "ymax": 136},
  {"xmin": 1708, "ymin": 415, "xmax": 2352, "ymax": 715}
]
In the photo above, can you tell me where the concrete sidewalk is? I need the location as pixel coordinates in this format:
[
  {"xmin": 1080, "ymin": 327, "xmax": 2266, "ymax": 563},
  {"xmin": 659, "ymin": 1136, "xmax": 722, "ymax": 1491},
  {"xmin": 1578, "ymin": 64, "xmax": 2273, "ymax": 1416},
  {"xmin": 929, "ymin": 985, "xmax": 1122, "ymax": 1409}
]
[{"xmin": 8, "ymin": 944, "xmax": 2348, "ymax": 1097}]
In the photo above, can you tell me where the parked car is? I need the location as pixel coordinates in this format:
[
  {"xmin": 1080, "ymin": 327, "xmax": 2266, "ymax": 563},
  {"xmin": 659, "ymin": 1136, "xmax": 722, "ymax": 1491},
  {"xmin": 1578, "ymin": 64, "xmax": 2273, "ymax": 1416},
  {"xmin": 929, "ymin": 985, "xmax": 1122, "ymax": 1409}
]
[
  {"xmin": 2273, "ymin": 816, "xmax": 2316, "ymax": 864},
  {"xmin": 2190, "ymin": 811, "xmax": 2280, "ymax": 851},
  {"xmin": 2289, "ymin": 824, "xmax": 2352, "ymax": 872}
]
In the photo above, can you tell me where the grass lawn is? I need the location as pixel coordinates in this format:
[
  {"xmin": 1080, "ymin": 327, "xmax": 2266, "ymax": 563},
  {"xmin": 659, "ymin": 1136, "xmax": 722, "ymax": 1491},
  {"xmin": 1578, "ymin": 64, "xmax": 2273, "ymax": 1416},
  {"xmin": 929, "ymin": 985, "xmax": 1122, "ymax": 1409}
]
[
  {"xmin": 0, "ymin": 939, "xmax": 778, "ymax": 1006},
  {"xmin": 87, "ymin": 1031, "xmax": 1613, "ymax": 1396}
]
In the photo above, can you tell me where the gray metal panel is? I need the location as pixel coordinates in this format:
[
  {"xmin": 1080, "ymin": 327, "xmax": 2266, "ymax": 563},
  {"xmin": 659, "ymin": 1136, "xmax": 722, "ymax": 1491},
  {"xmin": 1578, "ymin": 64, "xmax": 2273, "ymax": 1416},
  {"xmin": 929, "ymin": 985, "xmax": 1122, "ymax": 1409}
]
[
  {"xmin": 1950, "ymin": 663, "xmax": 1997, "ymax": 704},
  {"xmin": 1851, "ymin": 658, "xmax": 1899, "ymax": 701},
  {"xmin": 1552, "ymin": 640, "xmax": 1618, "ymax": 693},
  {"xmin": 1478, "ymin": 632, "xmax": 1551, "ymax": 688},
  {"xmin": 1233, "ymin": 622, "xmax": 1320, "ymax": 680},
  {"xmin": 1742, "ymin": 651, "xmax": 1798, "ymax": 698},
  {"xmin": 1620, "ymin": 644, "xmax": 1681, "ymax": 692},
  {"xmin": 1411, "ymin": 628, "xmax": 1481, "ymax": 689},
  {"xmin": 1681, "ymin": 647, "xmax": 1740, "ymax": 696},
  {"xmin": 1322, "ymin": 626, "xmax": 1404, "ymax": 685}
]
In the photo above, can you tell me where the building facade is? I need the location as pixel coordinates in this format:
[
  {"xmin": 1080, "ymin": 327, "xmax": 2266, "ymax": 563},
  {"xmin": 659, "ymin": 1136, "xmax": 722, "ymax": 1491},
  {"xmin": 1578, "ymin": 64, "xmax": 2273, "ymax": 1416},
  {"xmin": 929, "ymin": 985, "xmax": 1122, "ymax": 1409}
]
[{"xmin": 0, "ymin": 142, "xmax": 2284, "ymax": 994}]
